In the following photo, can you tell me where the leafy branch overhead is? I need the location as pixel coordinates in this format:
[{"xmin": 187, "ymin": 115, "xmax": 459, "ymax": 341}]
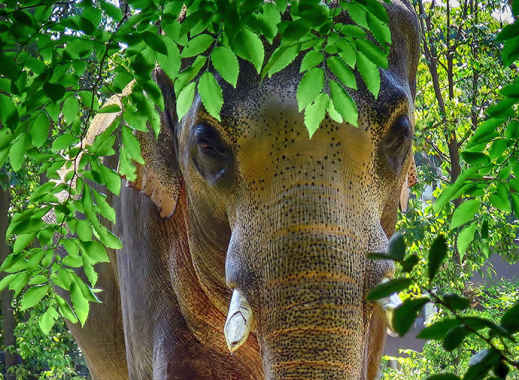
[{"xmin": 0, "ymin": 0, "xmax": 392, "ymax": 334}]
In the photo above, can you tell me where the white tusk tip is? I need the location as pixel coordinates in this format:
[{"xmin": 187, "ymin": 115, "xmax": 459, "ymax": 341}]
[{"xmin": 224, "ymin": 289, "xmax": 253, "ymax": 353}]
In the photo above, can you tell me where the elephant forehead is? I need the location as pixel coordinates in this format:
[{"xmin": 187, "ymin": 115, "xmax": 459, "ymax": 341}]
[{"xmin": 213, "ymin": 2, "xmax": 419, "ymax": 141}]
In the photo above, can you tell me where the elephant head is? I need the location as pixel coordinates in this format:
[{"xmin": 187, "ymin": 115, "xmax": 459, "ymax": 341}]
[{"xmin": 110, "ymin": 1, "xmax": 421, "ymax": 379}]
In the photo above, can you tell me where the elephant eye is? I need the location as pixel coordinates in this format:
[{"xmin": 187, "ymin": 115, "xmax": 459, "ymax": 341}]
[
  {"xmin": 381, "ymin": 115, "xmax": 413, "ymax": 174},
  {"xmin": 191, "ymin": 123, "xmax": 232, "ymax": 184},
  {"xmin": 194, "ymin": 124, "xmax": 228, "ymax": 157}
]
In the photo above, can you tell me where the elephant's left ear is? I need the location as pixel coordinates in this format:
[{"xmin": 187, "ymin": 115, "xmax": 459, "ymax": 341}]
[
  {"xmin": 399, "ymin": 155, "xmax": 417, "ymax": 212},
  {"xmin": 128, "ymin": 68, "xmax": 182, "ymax": 218}
]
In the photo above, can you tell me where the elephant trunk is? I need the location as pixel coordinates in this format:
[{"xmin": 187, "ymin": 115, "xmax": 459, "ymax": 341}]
[
  {"xmin": 257, "ymin": 224, "xmax": 368, "ymax": 379},
  {"xmin": 227, "ymin": 183, "xmax": 381, "ymax": 379}
]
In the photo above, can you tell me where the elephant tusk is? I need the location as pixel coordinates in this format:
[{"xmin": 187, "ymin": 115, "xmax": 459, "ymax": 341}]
[
  {"xmin": 375, "ymin": 279, "xmax": 403, "ymax": 337},
  {"xmin": 224, "ymin": 289, "xmax": 253, "ymax": 353}
]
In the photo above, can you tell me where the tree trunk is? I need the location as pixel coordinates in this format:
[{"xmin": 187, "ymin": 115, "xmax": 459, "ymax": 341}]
[{"xmin": 0, "ymin": 187, "xmax": 18, "ymax": 380}]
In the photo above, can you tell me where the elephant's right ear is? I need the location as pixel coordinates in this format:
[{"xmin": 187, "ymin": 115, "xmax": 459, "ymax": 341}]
[{"xmin": 128, "ymin": 68, "xmax": 183, "ymax": 218}]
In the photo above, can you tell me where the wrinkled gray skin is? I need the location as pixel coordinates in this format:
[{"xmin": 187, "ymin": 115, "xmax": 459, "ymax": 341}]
[{"xmin": 67, "ymin": 2, "xmax": 420, "ymax": 379}]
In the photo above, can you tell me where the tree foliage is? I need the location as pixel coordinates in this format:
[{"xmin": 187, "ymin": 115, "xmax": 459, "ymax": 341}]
[
  {"xmin": 0, "ymin": 0, "xmax": 392, "ymax": 334},
  {"xmin": 370, "ymin": 1, "xmax": 519, "ymax": 378}
]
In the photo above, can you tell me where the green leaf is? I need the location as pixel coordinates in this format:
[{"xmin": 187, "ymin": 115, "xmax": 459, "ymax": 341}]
[
  {"xmin": 283, "ymin": 19, "xmax": 310, "ymax": 41},
  {"xmin": 296, "ymin": 68, "xmax": 324, "ymax": 111},
  {"xmin": 367, "ymin": 278, "xmax": 411, "ymax": 301},
  {"xmin": 443, "ymin": 325, "xmax": 470, "ymax": 351},
  {"xmin": 387, "ymin": 232, "xmax": 406, "ymax": 262},
  {"xmin": 0, "ymin": 148, "xmax": 7, "ymax": 168},
  {"xmin": 0, "ymin": 273, "xmax": 20, "ymax": 292},
  {"xmin": 401, "ymin": 254, "xmax": 419, "ymax": 273},
  {"xmin": 198, "ymin": 72, "xmax": 223, "ymax": 121},
  {"xmin": 343, "ymin": 2, "xmax": 368, "ymax": 29},
  {"xmin": 357, "ymin": 51, "xmax": 380, "ymax": 98},
  {"xmin": 467, "ymin": 118, "xmax": 501, "ymax": 147},
  {"xmin": 428, "ymin": 234, "xmax": 447, "ymax": 282},
  {"xmin": 363, "ymin": 0, "xmax": 389, "ymax": 22},
  {"xmin": 232, "ymin": 28, "xmax": 264, "ymax": 73},
  {"xmin": 327, "ymin": 100, "xmax": 343, "ymax": 123},
  {"xmin": 29, "ymin": 275, "xmax": 47, "ymax": 285},
  {"xmin": 30, "ymin": 113, "xmax": 50, "ymax": 148},
  {"xmin": 304, "ymin": 93, "xmax": 329, "ymax": 138},
  {"xmin": 70, "ymin": 282, "xmax": 89, "ymax": 326},
  {"xmin": 417, "ymin": 318, "xmax": 461, "ymax": 340},
  {"xmin": 502, "ymin": 35, "xmax": 519, "ymax": 66},
  {"xmin": 63, "ymin": 96, "xmax": 80, "ymax": 124},
  {"xmin": 443, "ymin": 293, "xmax": 470, "ymax": 311},
  {"xmin": 13, "ymin": 233, "xmax": 36, "ymax": 253},
  {"xmin": 328, "ymin": 56, "xmax": 357, "ymax": 89},
  {"xmin": 43, "ymin": 82, "xmax": 66, "ymax": 101},
  {"xmin": 52, "ymin": 133, "xmax": 76, "ymax": 152},
  {"xmin": 84, "ymin": 262, "xmax": 98, "ymax": 287},
  {"xmin": 0, "ymin": 128, "xmax": 13, "ymax": 150},
  {"xmin": 92, "ymin": 189, "xmax": 116, "ymax": 224},
  {"xmin": 300, "ymin": 50, "xmax": 324, "ymax": 73},
  {"xmin": 99, "ymin": 164, "xmax": 121, "ymax": 195},
  {"xmin": 0, "ymin": 94, "xmax": 16, "ymax": 125},
  {"xmin": 512, "ymin": 193, "xmax": 519, "ymax": 217},
  {"xmin": 355, "ymin": 38, "xmax": 388, "ymax": 69},
  {"xmin": 98, "ymin": 104, "xmax": 121, "ymax": 113},
  {"xmin": 329, "ymin": 80, "xmax": 358, "ymax": 126},
  {"xmin": 265, "ymin": 44, "xmax": 300, "ymax": 77},
  {"xmin": 63, "ymin": 239, "xmax": 79, "ymax": 257},
  {"xmin": 367, "ymin": 12, "xmax": 391, "ymax": 45},
  {"xmin": 39, "ymin": 306, "xmax": 59, "ymax": 335},
  {"xmin": 82, "ymin": 241, "xmax": 110, "ymax": 264},
  {"xmin": 174, "ymin": 55, "xmax": 206, "ymax": 95},
  {"xmin": 9, "ymin": 133, "xmax": 26, "ymax": 172},
  {"xmin": 426, "ymin": 375, "xmax": 460, "ymax": 380},
  {"xmin": 501, "ymin": 301, "xmax": 519, "ymax": 333},
  {"xmin": 433, "ymin": 167, "xmax": 479, "ymax": 212},
  {"xmin": 450, "ymin": 200, "xmax": 480, "ymax": 230},
  {"xmin": 20, "ymin": 285, "xmax": 49, "ymax": 311},
  {"xmin": 462, "ymin": 316, "xmax": 509, "ymax": 336},
  {"xmin": 460, "ymin": 151, "xmax": 490, "ymax": 167},
  {"xmin": 156, "ymin": 37, "xmax": 181, "ymax": 81},
  {"xmin": 337, "ymin": 40, "xmax": 356, "ymax": 68},
  {"xmin": 393, "ymin": 297, "xmax": 430, "ymax": 336},
  {"xmin": 176, "ymin": 81, "xmax": 196, "ymax": 121},
  {"xmin": 63, "ymin": 255, "xmax": 83, "ymax": 267},
  {"xmin": 96, "ymin": 224, "xmax": 123, "ymax": 250},
  {"xmin": 211, "ymin": 46, "xmax": 239, "ymax": 87},
  {"xmin": 56, "ymin": 295, "xmax": 78, "ymax": 324},
  {"xmin": 142, "ymin": 31, "xmax": 168, "ymax": 55},
  {"xmin": 122, "ymin": 126, "xmax": 145, "ymax": 164},
  {"xmin": 457, "ymin": 223, "xmax": 477, "ymax": 261},
  {"xmin": 9, "ymin": 271, "xmax": 30, "ymax": 296},
  {"xmin": 181, "ymin": 34, "xmax": 214, "ymax": 58},
  {"xmin": 489, "ymin": 185, "xmax": 511, "ymax": 212},
  {"xmin": 100, "ymin": 0, "xmax": 122, "ymax": 21},
  {"xmin": 76, "ymin": 220, "xmax": 93, "ymax": 242}
]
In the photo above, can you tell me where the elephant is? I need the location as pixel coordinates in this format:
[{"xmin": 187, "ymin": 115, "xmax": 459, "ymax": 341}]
[{"xmin": 67, "ymin": 1, "xmax": 420, "ymax": 379}]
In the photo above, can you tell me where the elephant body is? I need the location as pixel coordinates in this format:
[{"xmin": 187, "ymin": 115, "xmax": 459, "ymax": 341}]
[{"xmin": 69, "ymin": 2, "xmax": 420, "ymax": 379}]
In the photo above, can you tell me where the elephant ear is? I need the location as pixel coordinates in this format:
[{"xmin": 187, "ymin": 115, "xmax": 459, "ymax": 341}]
[
  {"xmin": 127, "ymin": 68, "xmax": 182, "ymax": 218},
  {"xmin": 399, "ymin": 155, "xmax": 417, "ymax": 212}
]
